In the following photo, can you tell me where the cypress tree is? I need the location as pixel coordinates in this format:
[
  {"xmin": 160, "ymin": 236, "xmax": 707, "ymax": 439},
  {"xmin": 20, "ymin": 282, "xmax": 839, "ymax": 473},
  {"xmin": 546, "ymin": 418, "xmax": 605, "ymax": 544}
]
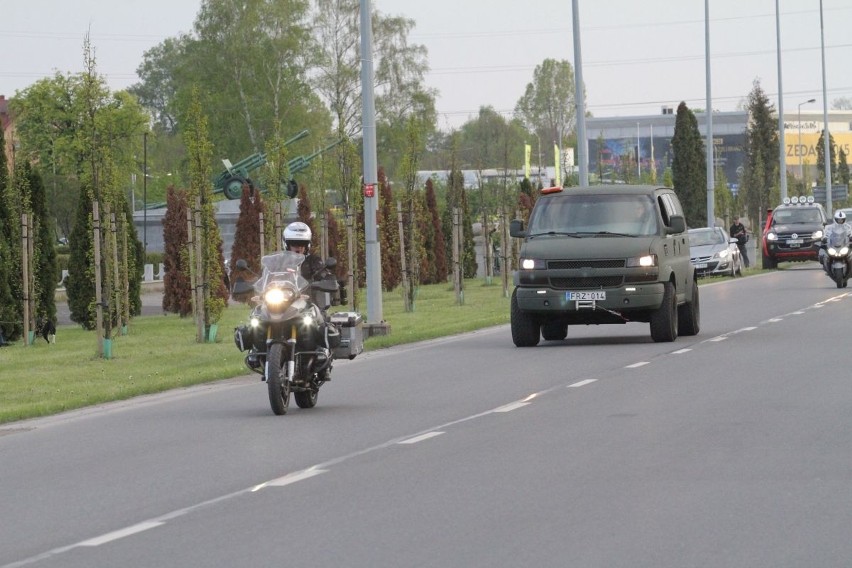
[
  {"xmin": 27, "ymin": 165, "xmax": 58, "ymax": 326},
  {"xmin": 671, "ymin": 101, "xmax": 707, "ymax": 228},
  {"xmin": 378, "ymin": 167, "xmax": 401, "ymax": 291},
  {"xmin": 423, "ymin": 179, "xmax": 448, "ymax": 284},
  {"xmin": 230, "ymin": 183, "xmax": 264, "ymax": 275},
  {"xmin": 161, "ymin": 186, "xmax": 192, "ymax": 316},
  {"xmin": 66, "ymin": 182, "xmax": 96, "ymax": 329},
  {"xmin": 0, "ymin": 126, "xmax": 17, "ymax": 340},
  {"xmin": 740, "ymin": 80, "xmax": 779, "ymax": 224}
]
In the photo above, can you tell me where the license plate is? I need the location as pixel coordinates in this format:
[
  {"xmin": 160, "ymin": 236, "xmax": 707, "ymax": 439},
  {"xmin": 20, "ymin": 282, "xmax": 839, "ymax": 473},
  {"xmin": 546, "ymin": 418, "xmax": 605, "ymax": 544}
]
[
  {"xmin": 694, "ymin": 263, "xmax": 708, "ymax": 269},
  {"xmin": 567, "ymin": 291, "xmax": 606, "ymax": 301},
  {"xmin": 787, "ymin": 238, "xmax": 803, "ymax": 245}
]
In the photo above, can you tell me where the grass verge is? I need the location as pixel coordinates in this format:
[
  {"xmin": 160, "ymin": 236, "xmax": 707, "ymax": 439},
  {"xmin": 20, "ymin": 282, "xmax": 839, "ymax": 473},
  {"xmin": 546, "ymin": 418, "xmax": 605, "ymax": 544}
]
[{"xmin": 0, "ymin": 279, "xmax": 511, "ymax": 424}]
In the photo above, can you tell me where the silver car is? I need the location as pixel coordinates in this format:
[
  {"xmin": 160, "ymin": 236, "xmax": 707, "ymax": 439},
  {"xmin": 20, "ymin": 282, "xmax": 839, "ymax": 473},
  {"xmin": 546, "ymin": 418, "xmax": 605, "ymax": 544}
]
[{"xmin": 688, "ymin": 227, "xmax": 743, "ymax": 277}]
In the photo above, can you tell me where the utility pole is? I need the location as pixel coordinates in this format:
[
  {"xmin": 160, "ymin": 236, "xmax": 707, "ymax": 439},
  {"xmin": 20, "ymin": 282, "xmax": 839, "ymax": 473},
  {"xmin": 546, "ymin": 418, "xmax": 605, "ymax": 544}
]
[
  {"xmin": 360, "ymin": 0, "xmax": 386, "ymax": 334},
  {"xmin": 572, "ymin": 0, "xmax": 588, "ymax": 186}
]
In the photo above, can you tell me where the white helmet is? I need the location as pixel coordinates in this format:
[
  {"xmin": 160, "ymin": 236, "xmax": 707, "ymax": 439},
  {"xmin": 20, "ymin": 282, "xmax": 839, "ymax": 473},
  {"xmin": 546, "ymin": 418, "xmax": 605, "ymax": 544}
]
[
  {"xmin": 835, "ymin": 211, "xmax": 847, "ymax": 224},
  {"xmin": 283, "ymin": 221, "xmax": 312, "ymax": 250}
]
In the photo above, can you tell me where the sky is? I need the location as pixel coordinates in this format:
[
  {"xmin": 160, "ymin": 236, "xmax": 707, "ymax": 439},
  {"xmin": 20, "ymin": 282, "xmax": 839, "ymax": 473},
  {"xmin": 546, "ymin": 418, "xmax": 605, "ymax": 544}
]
[{"xmin": 2, "ymin": 0, "xmax": 851, "ymax": 129}]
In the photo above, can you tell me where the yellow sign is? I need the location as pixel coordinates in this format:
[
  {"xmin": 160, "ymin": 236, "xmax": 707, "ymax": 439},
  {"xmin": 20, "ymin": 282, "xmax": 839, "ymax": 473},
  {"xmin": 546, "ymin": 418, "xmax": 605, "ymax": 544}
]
[{"xmin": 787, "ymin": 132, "xmax": 852, "ymax": 166}]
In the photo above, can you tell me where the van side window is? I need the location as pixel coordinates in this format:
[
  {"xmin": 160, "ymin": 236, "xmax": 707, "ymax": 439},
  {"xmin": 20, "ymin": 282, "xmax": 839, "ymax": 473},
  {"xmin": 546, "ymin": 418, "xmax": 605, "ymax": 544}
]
[{"xmin": 658, "ymin": 195, "xmax": 672, "ymax": 226}]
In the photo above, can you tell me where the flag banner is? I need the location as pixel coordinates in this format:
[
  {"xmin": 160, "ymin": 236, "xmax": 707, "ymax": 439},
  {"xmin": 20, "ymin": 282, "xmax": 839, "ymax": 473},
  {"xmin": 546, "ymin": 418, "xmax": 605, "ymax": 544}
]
[
  {"xmin": 524, "ymin": 144, "xmax": 531, "ymax": 179},
  {"xmin": 554, "ymin": 144, "xmax": 561, "ymax": 187}
]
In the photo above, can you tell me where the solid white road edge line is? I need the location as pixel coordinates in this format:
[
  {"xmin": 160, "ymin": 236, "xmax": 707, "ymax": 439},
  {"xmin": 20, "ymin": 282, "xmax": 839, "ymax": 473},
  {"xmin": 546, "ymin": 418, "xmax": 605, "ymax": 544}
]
[
  {"xmin": 77, "ymin": 522, "xmax": 165, "ymax": 547},
  {"xmin": 568, "ymin": 379, "xmax": 597, "ymax": 388}
]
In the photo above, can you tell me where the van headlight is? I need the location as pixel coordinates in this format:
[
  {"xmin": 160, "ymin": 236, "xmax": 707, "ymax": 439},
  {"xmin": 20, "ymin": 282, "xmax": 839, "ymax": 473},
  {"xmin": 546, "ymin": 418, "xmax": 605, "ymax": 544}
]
[
  {"xmin": 812, "ymin": 230, "xmax": 824, "ymax": 239},
  {"xmin": 766, "ymin": 232, "xmax": 778, "ymax": 241},
  {"xmin": 626, "ymin": 254, "xmax": 657, "ymax": 267},
  {"xmin": 520, "ymin": 258, "xmax": 546, "ymax": 270}
]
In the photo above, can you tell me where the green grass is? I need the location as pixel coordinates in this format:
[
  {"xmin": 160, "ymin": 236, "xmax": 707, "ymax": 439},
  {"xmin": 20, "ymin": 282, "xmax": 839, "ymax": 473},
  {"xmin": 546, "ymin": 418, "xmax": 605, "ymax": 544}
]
[{"xmin": 0, "ymin": 279, "xmax": 511, "ymax": 424}]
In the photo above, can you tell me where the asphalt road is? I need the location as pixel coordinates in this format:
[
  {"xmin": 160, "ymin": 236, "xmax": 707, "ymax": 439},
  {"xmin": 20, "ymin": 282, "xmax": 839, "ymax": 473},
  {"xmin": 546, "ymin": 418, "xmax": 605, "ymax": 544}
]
[{"xmin": 4, "ymin": 263, "xmax": 852, "ymax": 567}]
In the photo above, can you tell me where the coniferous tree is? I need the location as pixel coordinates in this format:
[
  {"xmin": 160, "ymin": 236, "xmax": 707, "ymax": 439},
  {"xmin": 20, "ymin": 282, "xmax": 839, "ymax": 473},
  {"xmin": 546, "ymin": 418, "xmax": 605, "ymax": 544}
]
[
  {"xmin": 230, "ymin": 184, "xmax": 264, "ymax": 275},
  {"xmin": 378, "ymin": 167, "xmax": 401, "ymax": 290},
  {"xmin": 740, "ymin": 80, "xmax": 779, "ymax": 225},
  {"xmin": 815, "ymin": 130, "xmax": 838, "ymax": 186},
  {"xmin": 838, "ymin": 147, "xmax": 850, "ymax": 186},
  {"xmin": 0, "ymin": 126, "xmax": 17, "ymax": 340},
  {"xmin": 422, "ymin": 178, "xmax": 448, "ymax": 284},
  {"xmin": 296, "ymin": 183, "xmax": 316, "ymax": 237},
  {"xmin": 66, "ymin": 181, "xmax": 96, "ymax": 328},
  {"xmin": 326, "ymin": 209, "xmax": 346, "ymax": 280},
  {"xmin": 442, "ymin": 168, "xmax": 477, "ymax": 279},
  {"xmin": 161, "ymin": 186, "xmax": 192, "ymax": 316},
  {"xmin": 671, "ymin": 101, "xmax": 707, "ymax": 228},
  {"xmin": 27, "ymin": 165, "xmax": 58, "ymax": 326}
]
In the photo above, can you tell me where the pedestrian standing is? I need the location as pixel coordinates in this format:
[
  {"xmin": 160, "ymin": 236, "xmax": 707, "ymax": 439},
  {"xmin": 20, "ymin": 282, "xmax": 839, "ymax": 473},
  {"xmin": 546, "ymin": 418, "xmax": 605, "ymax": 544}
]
[{"xmin": 729, "ymin": 217, "xmax": 750, "ymax": 268}]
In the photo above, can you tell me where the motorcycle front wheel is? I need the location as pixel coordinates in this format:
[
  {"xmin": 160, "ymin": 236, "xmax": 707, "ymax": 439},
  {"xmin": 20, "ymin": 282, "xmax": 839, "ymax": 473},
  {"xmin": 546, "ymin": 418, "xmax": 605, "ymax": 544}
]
[{"xmin": 267, "ymin": 343, "xmax": 290, "ymax": 415}]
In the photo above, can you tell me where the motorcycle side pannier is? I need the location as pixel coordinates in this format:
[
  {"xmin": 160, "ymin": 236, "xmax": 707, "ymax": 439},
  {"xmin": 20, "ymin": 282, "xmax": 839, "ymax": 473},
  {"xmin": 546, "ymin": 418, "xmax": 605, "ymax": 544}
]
[{"xmin": 330, "ymin": 311, "xmax": 364, "ymax": 360}]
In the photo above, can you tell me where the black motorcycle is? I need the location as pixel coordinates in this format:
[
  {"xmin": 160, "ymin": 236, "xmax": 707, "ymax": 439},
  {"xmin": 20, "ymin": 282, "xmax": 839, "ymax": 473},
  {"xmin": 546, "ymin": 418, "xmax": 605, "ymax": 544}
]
[
  {"xmin": 819, "ymin": 229, "xmax": 852, "ymax": 288},
  {"xmin": 232, "ymin": 251, "xmax": 362, "ymax": 415}
]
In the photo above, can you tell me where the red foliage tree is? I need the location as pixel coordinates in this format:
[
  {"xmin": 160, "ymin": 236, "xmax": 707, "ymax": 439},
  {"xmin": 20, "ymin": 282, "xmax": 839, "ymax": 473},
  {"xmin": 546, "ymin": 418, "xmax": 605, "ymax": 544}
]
[
  {"xmin": 422, "ymin": 179, "xmax": 448, "ymax": 284},
  {"xmin": 229, "ymin": 184, "xmax": 265, "ymax": 302},
  {"xmin": 161, "ymin": 186, "xmax": 193, "ymax": 316}
]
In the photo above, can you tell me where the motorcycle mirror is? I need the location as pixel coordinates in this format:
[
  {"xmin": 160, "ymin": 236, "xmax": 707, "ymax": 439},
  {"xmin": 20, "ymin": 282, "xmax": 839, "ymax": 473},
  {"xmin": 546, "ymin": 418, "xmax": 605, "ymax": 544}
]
[
  {"xmin": 231, "ymin": 277, "xmax": 254, "ymax": 297},
  {"xmin": 236, "ymin": 259, "xmax": 249, "ymax": 270},
  {"xmin": 325, "ymin": 257, "xmax": 337, "ymax": 269}
]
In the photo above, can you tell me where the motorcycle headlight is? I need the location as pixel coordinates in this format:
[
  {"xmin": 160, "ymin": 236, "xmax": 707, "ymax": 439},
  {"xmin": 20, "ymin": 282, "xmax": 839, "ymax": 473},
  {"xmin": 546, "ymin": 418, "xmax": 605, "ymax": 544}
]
[
  {"xmin": 828, "ymin": 247, "xmax": 838, "ymax": 255},
  {"xmin": 842, "ymin": 247, "xmax": 850, "ymax": 255},
  {"xmin": 302, "ymin": 314, "xmax": 315, "ymax": 328},
  {"xmin": 264, "ymin": 287, "xmax": 294, "ymax": 307}
]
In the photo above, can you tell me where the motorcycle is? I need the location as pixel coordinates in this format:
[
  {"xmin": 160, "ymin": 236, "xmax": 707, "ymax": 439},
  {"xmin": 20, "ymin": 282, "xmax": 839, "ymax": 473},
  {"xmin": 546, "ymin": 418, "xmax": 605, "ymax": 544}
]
[
  {"xmin": 231, "ymin": 251, "xmax": 362, "ymax": 415},
  {"xmin": 819, "ymin": 229, "xmax": 852, "ymax": 288}
]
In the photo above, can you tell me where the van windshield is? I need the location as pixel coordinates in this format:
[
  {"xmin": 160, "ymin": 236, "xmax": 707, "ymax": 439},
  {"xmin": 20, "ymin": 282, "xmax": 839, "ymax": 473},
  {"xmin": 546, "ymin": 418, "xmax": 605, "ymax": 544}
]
[{"xmin": 528, "ymin": 194, "xmax": 659, "ymax": 236}]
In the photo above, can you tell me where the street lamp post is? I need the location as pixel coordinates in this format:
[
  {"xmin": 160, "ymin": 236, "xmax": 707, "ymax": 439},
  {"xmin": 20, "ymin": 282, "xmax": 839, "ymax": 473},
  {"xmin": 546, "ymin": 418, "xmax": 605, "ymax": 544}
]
[{"xmin": 798, "ymin": 98, "xmax": 816, "ymax": 179}]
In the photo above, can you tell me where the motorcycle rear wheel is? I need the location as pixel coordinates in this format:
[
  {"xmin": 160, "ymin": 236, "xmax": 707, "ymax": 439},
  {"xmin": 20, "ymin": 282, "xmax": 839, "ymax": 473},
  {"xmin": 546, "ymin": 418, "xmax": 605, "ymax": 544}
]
[{"xmin": 267, "ymin": 343, "xmax": 290, "ymax": 415}]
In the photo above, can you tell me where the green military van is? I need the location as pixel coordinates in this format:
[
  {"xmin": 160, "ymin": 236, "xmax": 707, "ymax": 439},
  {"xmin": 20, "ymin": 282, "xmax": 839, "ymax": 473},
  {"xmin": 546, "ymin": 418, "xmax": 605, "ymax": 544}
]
[{"xmin": 509, "ymin": 185, "xmax": 700, "ymax": 346}]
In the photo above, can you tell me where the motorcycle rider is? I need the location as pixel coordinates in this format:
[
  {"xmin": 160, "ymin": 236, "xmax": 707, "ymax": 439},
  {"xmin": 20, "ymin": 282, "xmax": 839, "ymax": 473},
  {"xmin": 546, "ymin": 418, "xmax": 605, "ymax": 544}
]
[
  {"xmin": 283, "ymin": 221, "xmax": 340, "ymax": 378},
  {"xmin": 283, "ymin": 222, "xmax": 327, "ymax": 280},
  {"xmin": 820, "ymin": 210, "xmax": 852, "ymax": 273}
]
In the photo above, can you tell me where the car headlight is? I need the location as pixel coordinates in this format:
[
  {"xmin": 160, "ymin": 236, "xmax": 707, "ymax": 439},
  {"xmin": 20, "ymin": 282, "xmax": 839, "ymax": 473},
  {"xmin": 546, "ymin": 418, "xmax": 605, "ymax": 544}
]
[
  {"xmin": 716, "ymin": 249, "xmax": 729, "ymax": 259},
  {"xmin": 520, "ymin": 258, "xmax": 546, "ymax": 270},
  {"xmin": 626, "ymin": 254, "xmax": 657, "ymax": 268},
  {"xmin": 766, "ymin": 232, "xmax": 778, "ymax": 241},
  {"xmin": 813, "ymin": 230, "xmax": 824, "ymax": 239}
]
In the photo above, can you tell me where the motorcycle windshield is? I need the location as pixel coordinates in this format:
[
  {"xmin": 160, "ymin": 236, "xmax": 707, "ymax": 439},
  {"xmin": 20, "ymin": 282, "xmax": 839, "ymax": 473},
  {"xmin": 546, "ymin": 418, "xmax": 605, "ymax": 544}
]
[
  {"xmin": 827, "ymin": 229, "xmax": 850, "ymax": 248},
  {"xmin": 254, "ymin": 251, "xmax": 310, "ymax": 295}
]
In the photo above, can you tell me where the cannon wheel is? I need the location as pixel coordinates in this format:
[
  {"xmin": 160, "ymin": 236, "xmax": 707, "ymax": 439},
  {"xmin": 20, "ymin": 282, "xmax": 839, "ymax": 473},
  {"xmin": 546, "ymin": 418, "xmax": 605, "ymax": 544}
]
[{"xmin": 223, "ymin": 176, "xmax": 249, "ymax": 199}]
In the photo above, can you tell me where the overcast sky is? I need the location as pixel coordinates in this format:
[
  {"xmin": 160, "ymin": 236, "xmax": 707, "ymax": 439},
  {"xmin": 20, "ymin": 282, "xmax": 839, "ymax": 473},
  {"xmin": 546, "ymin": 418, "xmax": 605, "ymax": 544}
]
[{"xmin": 2, "ymin": 0, "xmax": 850, "ymax": 128}]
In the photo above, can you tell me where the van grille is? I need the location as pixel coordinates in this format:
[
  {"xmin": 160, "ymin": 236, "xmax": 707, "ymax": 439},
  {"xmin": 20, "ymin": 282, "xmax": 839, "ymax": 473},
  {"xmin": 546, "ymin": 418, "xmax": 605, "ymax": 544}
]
[
  {"xmin": 550, "ymin": 276, "xmax": 624, "ymax": 289},
  {"xmin": 548, "ymin": 259, "xmax": 625, "ymax": 269}
]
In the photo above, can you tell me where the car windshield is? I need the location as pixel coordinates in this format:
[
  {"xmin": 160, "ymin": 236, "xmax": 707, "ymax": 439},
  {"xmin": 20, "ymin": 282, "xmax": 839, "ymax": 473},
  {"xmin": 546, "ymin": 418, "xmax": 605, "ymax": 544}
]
[
  {"xmin": 773, "ymin": 207, "xmax": 822, "ymax": 224},
  {"xmin": 688, "ymin": 229, "xmax": 724, "ymax": 246},
  {"xmin": 527, "ymin": 194, "xmax": 659, "ymax": 236}
]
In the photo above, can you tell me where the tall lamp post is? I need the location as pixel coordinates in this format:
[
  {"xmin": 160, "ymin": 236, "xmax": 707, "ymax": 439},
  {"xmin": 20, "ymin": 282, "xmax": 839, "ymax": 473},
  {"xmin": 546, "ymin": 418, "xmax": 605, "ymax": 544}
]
[{"xmin": 798, "ymin": 98, "xmax": 816, "ymax": 179}]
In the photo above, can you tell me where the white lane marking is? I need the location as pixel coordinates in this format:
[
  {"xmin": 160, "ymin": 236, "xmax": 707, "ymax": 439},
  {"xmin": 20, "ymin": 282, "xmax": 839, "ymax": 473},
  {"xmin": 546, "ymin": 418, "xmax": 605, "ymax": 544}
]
[
  {"xmin": 768, "ymin": 317, "xmax": 783, "ymax": 322},
  {"xmin": 265, "ymin": 467, "xmax": 328, "ymax": 488},
  {"xmin": 78, "ymin": 521, "xmax": 164, "ymax": 547},
  {"xmin": 625, "ymin": 362, "xmax": 649, "ymax": 368},
  {"xmin": 791, "ymin": 311, "xmax": 805, "ymax": 315},
  {"xmin": 493, "ymin": 401, "xmax": 530, "ymax": 413},
  {"xmin": 709, "ymin": 336, "xmax": 728, "ymax": 342},
  {"xmin": 568, "ymin": 379, "xmax": 597, "ymax": 388},
  {"xmin": 398, "ymin": 431, "xmax": 445, "ymax": 445},
  {"xmin": 671, "ymin": 348, "xmax": 691, "ymax": 354},
  {"xmin": 737, "ymin": 326, "xmax": 758, "ymax": 332}
]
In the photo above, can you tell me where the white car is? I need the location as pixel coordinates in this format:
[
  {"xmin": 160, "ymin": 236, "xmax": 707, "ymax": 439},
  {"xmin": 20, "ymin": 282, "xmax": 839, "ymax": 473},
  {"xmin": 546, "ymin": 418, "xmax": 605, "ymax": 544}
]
[{"xmin": 688, "ymin": 227, "xmax": 743, "ymax": 277}]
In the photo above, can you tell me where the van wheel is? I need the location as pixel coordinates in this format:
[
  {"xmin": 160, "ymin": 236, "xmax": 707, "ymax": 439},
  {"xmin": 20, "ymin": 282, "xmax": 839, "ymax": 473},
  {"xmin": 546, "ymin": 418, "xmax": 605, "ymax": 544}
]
[
  {"xmin": 677, "ymin": 279, "xmax": 700, "ymax": 336},
  {"xmin": 762, "ymin": 252, "xmax": 777, "ymax": 270},
  {"xmin": 541, "ymin": 321, "xmax": 568, "ymax": 341},
  {"xmin": 650, "ymin": 282, "xmax": 678, "ymax": 342},
  {"xmin": 511, "ymin": 290, "xmax": 540, "ymax": 347}
]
